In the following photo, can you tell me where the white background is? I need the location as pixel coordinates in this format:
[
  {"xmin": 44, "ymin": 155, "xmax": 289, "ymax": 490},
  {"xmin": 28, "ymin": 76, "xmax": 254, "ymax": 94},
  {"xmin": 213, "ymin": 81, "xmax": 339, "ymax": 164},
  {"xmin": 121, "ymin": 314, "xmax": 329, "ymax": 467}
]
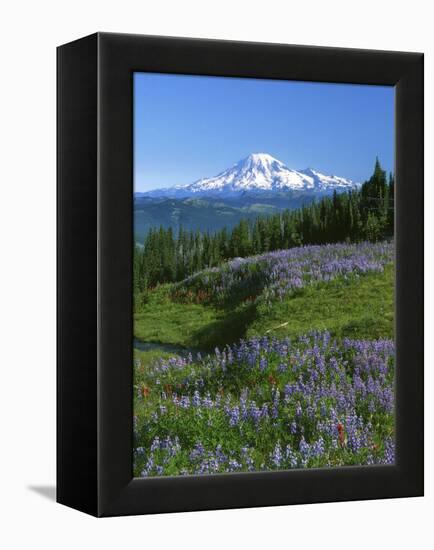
[{"xmin": 0, "ymin": 1, "xmax": 432, "ymax": 548}]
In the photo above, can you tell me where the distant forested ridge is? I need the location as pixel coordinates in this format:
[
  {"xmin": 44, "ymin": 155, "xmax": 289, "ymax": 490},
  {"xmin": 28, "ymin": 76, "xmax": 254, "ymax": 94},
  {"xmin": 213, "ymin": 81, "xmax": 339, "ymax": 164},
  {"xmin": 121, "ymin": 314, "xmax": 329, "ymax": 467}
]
[{"xmin": 134, "ymin": 159, "xmax": 394, "ymax": 295}]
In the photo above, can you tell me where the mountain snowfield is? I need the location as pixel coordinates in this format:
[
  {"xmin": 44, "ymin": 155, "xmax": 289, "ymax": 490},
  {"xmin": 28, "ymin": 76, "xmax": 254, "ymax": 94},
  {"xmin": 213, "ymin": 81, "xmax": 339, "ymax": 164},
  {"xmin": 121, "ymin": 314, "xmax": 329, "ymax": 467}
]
[{"xmin": 144, "ymin": 153, "xmax": 359, "ymax": 198}]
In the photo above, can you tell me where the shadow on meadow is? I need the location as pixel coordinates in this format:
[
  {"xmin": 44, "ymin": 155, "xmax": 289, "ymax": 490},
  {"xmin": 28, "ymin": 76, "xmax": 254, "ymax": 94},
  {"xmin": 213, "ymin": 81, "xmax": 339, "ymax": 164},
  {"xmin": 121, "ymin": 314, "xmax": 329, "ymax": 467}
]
[{"xmin": 189, "ymin": 302, "xmax": 257, "ymax": 350}]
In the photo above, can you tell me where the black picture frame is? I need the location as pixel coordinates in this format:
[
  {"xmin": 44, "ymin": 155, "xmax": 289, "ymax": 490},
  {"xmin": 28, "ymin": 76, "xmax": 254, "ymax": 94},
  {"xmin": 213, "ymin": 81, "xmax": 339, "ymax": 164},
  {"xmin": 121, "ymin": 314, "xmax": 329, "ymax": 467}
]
[{"xmin": 57, "ymin": 32, "xmax": 424, "ymax": 517}]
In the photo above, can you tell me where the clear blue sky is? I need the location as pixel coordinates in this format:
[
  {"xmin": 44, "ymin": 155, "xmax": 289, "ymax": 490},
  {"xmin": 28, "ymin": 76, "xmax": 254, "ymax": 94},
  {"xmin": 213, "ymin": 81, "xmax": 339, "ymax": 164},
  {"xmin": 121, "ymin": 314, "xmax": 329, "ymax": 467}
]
[{"xmin": 134, "ymin": 72, "xmax": 394, "ymax": 192}]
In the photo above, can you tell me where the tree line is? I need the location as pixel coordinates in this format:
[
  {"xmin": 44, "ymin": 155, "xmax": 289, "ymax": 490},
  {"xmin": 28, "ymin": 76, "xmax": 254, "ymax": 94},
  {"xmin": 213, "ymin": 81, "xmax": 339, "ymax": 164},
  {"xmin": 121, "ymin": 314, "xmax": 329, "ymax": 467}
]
[{"xmin": 134, "ymin": 158, "xmax": 394, "ymax": 295}]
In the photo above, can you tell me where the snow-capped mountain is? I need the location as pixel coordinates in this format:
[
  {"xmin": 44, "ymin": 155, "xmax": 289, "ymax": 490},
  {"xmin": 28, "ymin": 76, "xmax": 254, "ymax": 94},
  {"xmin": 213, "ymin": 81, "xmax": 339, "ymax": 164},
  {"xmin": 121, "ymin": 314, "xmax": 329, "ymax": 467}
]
[{"xmin": 144, "ymin": 153, "xmax": 358, "ymax": 198}]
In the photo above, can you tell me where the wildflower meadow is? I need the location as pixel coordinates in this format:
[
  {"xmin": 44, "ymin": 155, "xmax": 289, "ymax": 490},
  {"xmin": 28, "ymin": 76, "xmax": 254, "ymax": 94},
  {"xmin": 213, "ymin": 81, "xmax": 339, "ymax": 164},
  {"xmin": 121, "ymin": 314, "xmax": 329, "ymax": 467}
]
[{"xmin": 133, "ymin": 240, "xmax": 395, "ymax": 477}]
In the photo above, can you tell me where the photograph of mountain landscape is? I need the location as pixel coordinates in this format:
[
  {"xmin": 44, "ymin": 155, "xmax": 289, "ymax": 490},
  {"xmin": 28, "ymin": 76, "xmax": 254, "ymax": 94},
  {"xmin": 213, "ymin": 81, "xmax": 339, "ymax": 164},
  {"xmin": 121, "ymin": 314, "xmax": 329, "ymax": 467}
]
[{"xmin": 133, "ymin": 73, "xmax": 395, "ymax": 477}]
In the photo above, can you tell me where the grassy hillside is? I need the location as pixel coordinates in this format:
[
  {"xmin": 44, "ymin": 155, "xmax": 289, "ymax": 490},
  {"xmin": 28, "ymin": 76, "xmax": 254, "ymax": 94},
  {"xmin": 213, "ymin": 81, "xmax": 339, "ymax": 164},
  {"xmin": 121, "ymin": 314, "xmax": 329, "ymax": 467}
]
[
  {"xmin": 134, "ymin": 241, "xmax": 394, "ymax": 350},
  {"xmin": 134, "ymin": 265, "xmax": 393, "ymax": 352},
  {"xmin": 248, "ymin": 265, "xmax": 393, "ymax": 340}
]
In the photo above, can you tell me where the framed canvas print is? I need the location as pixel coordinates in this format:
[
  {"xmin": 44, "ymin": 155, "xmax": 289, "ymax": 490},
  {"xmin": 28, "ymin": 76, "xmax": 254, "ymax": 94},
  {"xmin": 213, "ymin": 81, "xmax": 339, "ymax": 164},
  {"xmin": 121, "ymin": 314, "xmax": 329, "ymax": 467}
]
[{"xmin": 57, "ymin": 33, "xmax": 424, "ymax": 516}]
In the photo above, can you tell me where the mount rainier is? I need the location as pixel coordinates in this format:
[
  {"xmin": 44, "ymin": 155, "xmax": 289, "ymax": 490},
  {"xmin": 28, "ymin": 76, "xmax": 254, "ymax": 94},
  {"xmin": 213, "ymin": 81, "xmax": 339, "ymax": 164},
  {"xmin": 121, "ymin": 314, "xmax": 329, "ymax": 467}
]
[{"xmin": 143, "ymin": 153, "xmax": 359, "ymax": 199}]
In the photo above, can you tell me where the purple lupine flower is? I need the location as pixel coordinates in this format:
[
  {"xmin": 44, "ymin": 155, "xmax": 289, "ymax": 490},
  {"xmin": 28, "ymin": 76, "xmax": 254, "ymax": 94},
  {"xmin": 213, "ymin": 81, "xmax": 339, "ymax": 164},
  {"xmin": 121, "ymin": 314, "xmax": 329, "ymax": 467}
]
[
  {"xmin": 271, "ymin": 442, "xmax": 283, "ymax": 468},
  {"xmin": 296, "ymin": 402, "xmax": 303, "ymax": 418},
  {"xmin": 227, "ymin": 406, "xmax": 241, "ymax": 427},
  {"xmin": 285, "ymin": 445, "xmax": 298, "ymax": 468},
  {"xmin": 241, "ymin": 447, "xmax": 255, "ymax": 471},
  {"xmin": 311, "ymin": 437, "xmax": 325, "ymax": 458},
  {"xmin": 179, "ymin": 395, "xmax": 190, "ymax": 408},
  {"xmin": 382, "ymin": 437, "xmax": 395, "ymax": 464},
  {"xmin": 190, "ymin": 441, "xmax": 205, "ymax": 461},
  {"xmin": 249, "ymin": 402, "xmax": 262, "ymax": 425},
  {"xmin": 192, "ymin": 390, "xmax": 201, "ymax": 407},
  {"xmin": 299, "ymin": 437, "xmax": 310, "ymax": 466}
]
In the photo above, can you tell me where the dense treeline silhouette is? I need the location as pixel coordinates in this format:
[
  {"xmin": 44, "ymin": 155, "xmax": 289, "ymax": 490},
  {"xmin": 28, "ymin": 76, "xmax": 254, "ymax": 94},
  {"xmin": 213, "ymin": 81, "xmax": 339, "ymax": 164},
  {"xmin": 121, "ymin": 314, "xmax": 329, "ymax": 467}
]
[{"xmin": 134, "ymin": 159, "xmax": 394, "ymax": 295}]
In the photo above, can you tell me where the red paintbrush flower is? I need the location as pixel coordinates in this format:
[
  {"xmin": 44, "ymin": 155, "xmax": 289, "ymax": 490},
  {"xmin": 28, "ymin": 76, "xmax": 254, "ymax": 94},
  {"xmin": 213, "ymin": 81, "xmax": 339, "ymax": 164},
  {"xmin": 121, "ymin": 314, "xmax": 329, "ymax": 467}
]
[
  {"xmin": 337, "ymin": 422, "xmax": 345, "ymax": 447},
  {"xmin": 268, "ymin": 374, "xmax": 277, "ymax": 385}
]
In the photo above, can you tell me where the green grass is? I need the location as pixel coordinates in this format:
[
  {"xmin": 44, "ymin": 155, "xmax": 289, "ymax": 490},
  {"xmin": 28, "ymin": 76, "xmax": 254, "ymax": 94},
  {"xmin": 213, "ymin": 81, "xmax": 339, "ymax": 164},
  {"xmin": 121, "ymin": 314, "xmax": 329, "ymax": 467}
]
[
  {"xmin": 134, "ymin": 286, "xmax": 221, "ymax": 348},
  {"xmin": 134, "ymin": 284, "xmax": 258, "ymax": 350},
  {"xmin": 134, "ymin": 265, "xmax": 394, "ymax": 351},
  {"xmin": 134, "ymin": 348, "xmax": 176, "ymax": 417},
  {"xmin": 248, "ymin": 265, "xmax": 394, "ymax": 341}
]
